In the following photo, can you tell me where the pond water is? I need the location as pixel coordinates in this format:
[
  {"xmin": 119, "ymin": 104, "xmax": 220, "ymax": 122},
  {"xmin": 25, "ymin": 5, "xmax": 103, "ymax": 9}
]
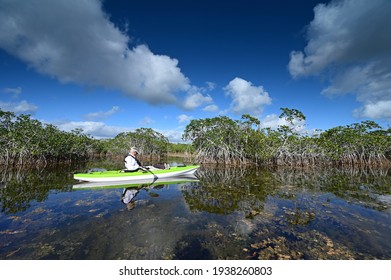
[{"xmin": 0, "ymin": 160, "xmax": 390, "ymax": 260}]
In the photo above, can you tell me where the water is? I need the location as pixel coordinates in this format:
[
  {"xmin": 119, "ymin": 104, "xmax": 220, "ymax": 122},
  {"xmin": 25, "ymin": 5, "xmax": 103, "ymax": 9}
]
[{"xmin": 0, "ymin": 161, "xmax": 390, "ymax": 259}]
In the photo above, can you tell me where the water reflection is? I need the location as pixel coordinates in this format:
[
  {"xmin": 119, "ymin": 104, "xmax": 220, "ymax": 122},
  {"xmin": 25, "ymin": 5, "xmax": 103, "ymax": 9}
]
[
  {"xmin": 0, "ymin": 164, "xmax": 390, "ymax": 259},
  {"xmin": 183, "ymin": 167, "xmax": 277, "ymax": 216},
  {"xmin": 184, "ymin": 166, "xmax": 391, "ymax": 259},
  {"xmin": 190, "ymin": 166, "xmax": 391, "ymax": 214},
  {"xmin": 121, "ymin": 188, "xmax": 140, "ymax": 211},
  {"xmin": 0, "ymin": 165, "xmax": 76, "ymax": 214}
]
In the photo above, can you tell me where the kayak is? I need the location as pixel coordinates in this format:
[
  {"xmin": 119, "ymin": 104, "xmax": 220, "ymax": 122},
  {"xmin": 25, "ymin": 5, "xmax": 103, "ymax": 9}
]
[
  {"xmin": 72, "ymin": 174, "xmax": 199, "ymax": 190},
  {"xmin": 73, "ymin": 165, "xmax": 200, "ymax": 183}
]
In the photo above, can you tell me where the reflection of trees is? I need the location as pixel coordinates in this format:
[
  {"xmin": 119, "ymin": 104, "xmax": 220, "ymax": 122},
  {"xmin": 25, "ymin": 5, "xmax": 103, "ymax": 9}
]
[
  {"xmin": 181, "ymin": 166, "xmax": 391, "ymax": 216},
  {"xmin": 0, "ymin": 166, "xmax": 75, "ymax": 214},
  {"xmin": 181, "ymin": 166, "xmax": 279, "ymax": 216},
  {"xmin": 0, "ymin": 160, "xmax": 120, "ymax": 214},
  {"xmin": 272, "ymin": 166, "xmax": 391, "ymax": 210}
]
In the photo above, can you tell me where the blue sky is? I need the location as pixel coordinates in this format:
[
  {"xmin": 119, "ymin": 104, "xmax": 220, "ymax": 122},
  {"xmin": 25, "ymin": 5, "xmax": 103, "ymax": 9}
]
[{"xmin": 0, "ymin": 0, "xmax": 390, "ymax": 142}]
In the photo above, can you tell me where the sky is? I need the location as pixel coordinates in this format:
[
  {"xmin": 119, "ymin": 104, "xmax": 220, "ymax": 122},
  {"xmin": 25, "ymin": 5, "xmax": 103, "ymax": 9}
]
[{"xmin": 0, "ymin": 0, "xmax": 390, "ymax": 142}]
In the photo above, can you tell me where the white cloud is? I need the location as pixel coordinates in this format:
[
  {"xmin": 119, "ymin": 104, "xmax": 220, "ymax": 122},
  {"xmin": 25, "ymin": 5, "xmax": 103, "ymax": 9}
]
[
  {"xmin": 56, "ymin": 120, "xmax": 187, "ymax": 142},
  {"xmin": 0, "ymin": 0, "xmax": 191, "ymax": 107},
  {"xmin": 1, "ymin": 87, "xmax": 22, "ymax": 98},
  {"xmin": 0, "ymin": 100, "xmax": 38, "ymax": 114},
  {"xmin": 182, "ymin": 83, "xmax": 215, "ymax": 110},
  {"xmin": 183, "ymin": 91, "xmax": 213, "ymax": 110},
  {"xmin": 177, "ymin": 114, "xmax": 193, "ymax": 124},
  {"xmin": 261, "ymin": 114, "xmax": 289, "ymax": 129},
  {"xmin": 0, "ymin": 86, "xmax": 37, "ymax": 114},
  {"xmin": 224, "ymin": 77, "xmax": 272, "ymax": 116},
  {"xmin": 203, "ymin": 104, "xmax": 219, "ymax": 112},
  {"xmin": 353, "ymin": 100, "xmax": 391, "ymax": 119},
  {"xmin": 261, "ymin": 114, "xmax": 307, "ymax": 134},
  {"xmin": 85, "ymin": 106, "xmax": 120, "ymax": 121},
  {"xmin": 55, "ymin": 121, "xmax": 132, "ymax": 139},
  {"xmin": 157, "ymin": 129, "xmax": 184, "ymax": 143},
  {"xmin": 288, "ymin": 0, "xmax": 391, "ymax": 120}
]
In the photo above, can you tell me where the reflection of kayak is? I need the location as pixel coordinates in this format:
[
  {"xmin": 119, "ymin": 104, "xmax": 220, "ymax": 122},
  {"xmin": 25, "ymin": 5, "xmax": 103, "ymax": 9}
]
[
  {"xmin": 72, "ymin": 174, "xmax": 199, "ymax": 190},
  {"xmin": 73, "ymin": 165, "xmax": 200, "ymax": 183}
]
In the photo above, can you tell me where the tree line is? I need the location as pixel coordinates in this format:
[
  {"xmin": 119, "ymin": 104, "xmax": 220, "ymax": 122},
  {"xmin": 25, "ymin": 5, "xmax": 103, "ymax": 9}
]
[
  {"xmin": 1, "ymin": 108, "xmax": 390, "ymax": 167},
  {"xmin": 0, "ymin": 110, "xmax": 97, "ymax": 165},
  {"xmin": 0, "ymin": 109, "xmax": 172, "ymax": 166},
  {"xmin": 183, "ymin": 108, "xmax": 391, "ymax": 166}
]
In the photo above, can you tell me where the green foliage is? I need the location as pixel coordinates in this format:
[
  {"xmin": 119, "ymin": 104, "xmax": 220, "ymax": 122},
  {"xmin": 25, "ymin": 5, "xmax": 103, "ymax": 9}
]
[
  {"xmin": 318, "ymin": 121, "xmax": 391, "ymax": 164},
  {"xmin": 102, "ymin": 127, "xmax": 169, "ymax": 159},
  {"xmin": 0, "ymin": 109, "xmax": 170, "ymax": 166},
  {"xmin": 279, "ymin": 107, "xmax": 306, "ymax": 123},
  {"xmin": 0, "ymin": 109, "xmax": 96, "ymax": 165},
  {"xmin": 183, "ymin": 116, "xmax": 247, "ymax": 164},
  {"xmin": 183, "ymin": 108, "xmax": 391, "ymax": 166},
  {"xmin": 168, "ymin": 143, "xmax": 194, "ymax": 153}
]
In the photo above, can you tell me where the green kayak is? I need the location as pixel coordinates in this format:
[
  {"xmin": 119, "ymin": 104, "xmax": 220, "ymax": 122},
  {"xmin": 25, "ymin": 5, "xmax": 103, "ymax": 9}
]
[{"xmin": 73, "ymin": 165, "xmax": 200, "ymax": 183}]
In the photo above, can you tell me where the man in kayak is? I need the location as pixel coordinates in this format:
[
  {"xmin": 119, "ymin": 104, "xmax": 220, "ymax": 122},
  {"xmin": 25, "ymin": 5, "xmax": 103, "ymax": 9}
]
[
  {"xmin": 124, "ymin": 147, "xmax": 169, "ymax": 171},
  {"xmin": 124, "ymin": 147, "xmax": 142, "ymax": 171}
]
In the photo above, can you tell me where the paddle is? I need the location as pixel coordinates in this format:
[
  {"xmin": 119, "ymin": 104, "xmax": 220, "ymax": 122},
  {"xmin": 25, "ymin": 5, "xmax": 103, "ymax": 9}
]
[
  {"xmin": 121, "ymin": 166, "xmax": 157, "ymax": 179},
  {"xmin": 139, "ymin": 165, "xmax": 158, "ymax": 180}
]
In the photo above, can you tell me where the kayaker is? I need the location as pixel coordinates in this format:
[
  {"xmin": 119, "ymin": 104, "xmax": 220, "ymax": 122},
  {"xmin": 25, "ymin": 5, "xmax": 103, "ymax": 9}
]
[
  {"xmin": 124, "ymin": 147, "xmax": 170, "ymax": 171},
  {"xmin": 124, "ymin": 147, "xmax": 142, "ymax": 171}
]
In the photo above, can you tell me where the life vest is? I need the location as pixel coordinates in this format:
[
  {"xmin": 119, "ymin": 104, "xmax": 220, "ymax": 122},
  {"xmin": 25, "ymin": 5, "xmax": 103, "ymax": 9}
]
[{"xmin": 124, "ymin": 153, "xmax": 142, "ymax": 166}]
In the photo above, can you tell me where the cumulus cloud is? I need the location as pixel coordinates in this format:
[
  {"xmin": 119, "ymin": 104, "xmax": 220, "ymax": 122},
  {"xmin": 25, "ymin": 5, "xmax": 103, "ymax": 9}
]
[
  {"xmin": 177, "ymin": 114, "xmax": 193, "ymax": 124},
  {"xmin": 224, "ymin": 77, "xmax": 272, "ymax": 116},
  {"xmin": 183, "ymin": 91, "xmax": 213, "ymax": 110},
  {"xmin": 353, "ymin": 100, "xmax": 391, "ymax": 119},
  {"xmin": 84, "ymin": 106, "xmax": 120, "ymax": 121},
  {"xmin": 260, "ymin": 114, "xmax": 306, "ymax": 134},
  {"xmin": 0, "ymin": 0, "xmax": 193, "ymax": 107},
  {"xmin": 288, "ymin": 0, "xmax": 391, "ymax": 120},
  {"xmin": 182, "ymin": 83, "xmax": 215, "ymax": 110},
  {"xmin": 0, "ymin": 100, "xmax": 38, "ymax": 114}
]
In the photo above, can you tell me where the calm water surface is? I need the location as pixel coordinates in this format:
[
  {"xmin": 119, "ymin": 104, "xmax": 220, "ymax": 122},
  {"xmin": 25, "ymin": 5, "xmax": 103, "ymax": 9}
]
[{"xmin": 0, "ymin": 160, "xmax": 390, "ymax": 259}]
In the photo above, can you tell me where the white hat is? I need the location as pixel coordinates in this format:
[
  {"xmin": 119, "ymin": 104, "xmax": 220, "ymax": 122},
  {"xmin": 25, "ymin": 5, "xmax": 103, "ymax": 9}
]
[{"xmin": 130, "ymin": 147, "xmax": 138, "ymax": 153}]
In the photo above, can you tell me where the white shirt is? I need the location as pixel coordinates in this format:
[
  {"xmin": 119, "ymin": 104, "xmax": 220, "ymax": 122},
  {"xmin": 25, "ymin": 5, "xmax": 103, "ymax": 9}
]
[{"xmin": 124, "ymin": 154, "xmax": 140, "ymax": 171}]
